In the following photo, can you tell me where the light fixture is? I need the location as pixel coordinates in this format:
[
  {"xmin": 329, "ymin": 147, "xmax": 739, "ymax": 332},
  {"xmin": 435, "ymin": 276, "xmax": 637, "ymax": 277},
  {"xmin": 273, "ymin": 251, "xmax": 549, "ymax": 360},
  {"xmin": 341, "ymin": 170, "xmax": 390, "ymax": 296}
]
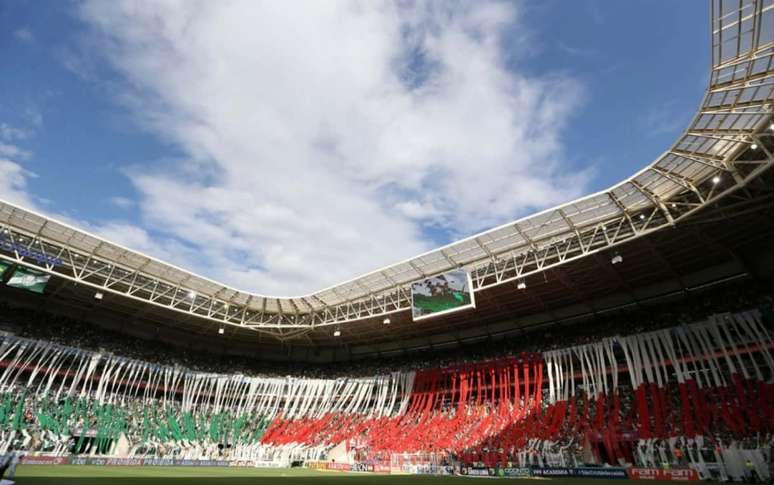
[
  {"xmin": 769, "ymin": 122, "xmax": 774, "ymax": 131},
  {"xmin": 639, "ymin": 214, "xmax": 646, "ymax": 220},
  {"xmin": 187, "ymin": 290, "xmax": 196, "ymax": 299},
  {"xmin": 94, "ymin": 292, "xmax": 104, "ymax": 300},
  {"xmin": 517, "ymin": 281, "xmax": 527, "ymax": 290},
  {"xmin": 333, "ymin": 329, "xmax": 341, "ymax": 337},
  {"xmin": 671, "ymin": 203, "xmax": 677, "ymax": 208},
  {"xmin": 751, "ymin": 143, "xmax": 758, "ymax": 150},
  {"xmin": 218, "ymin": 327, "xmax": 225, "ymax": 335},
  {"xmin": 712, "ymin": 175, "xmax": 721, "ymax": 185},
  {"xmin": 611, "ymin": 254, "xmax": 623, "ymax": 265},
  {"xmin": 383, "ymin": 317, "xmax": 391, "ymax": 325}
]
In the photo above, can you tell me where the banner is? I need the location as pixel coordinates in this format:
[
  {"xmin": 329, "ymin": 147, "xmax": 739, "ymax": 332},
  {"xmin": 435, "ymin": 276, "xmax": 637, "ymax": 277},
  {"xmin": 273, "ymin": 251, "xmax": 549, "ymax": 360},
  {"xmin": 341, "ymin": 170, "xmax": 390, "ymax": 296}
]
[
  {"xmin": 573, "ymin": 468, "xmax": 630, "ymax": 479},
  {"xmin": 503, "ymin": 467, "xmax": 532, "ymax": 477},
  {"xmin": 628, "ymin": 468, "xmax": 699, "ymax": 481},
  {"xmin": 39, "ymin": 457, "xmax": 233, "ymax": 467},
  {"xmin": 531, "ymin": 467, "xmax": 574, "ymax": 477},
  {"xmin": 461, "ymin": 467, "xmax": 491, "ymax": 476},
  {"xmin": 373, "ymin": 464, "xmax": 391, "ymax": 474},
  {"xmin": 19, "ymin": 456, "xmax": 68, "ymax": 465},
  {"xmin": 532, "ymin": 467, "xmax": 629, "ymax": 479},
  {"xmin": 7, "ymin": 266, "xmax": 50, "ymax": 294},
  {"xmin": 0, "ymin": 236, "xmax": 63, "ymax": 267},
  {"xmin": 414, "ymin": 465, "xmax": 453, "ymax": 475}
]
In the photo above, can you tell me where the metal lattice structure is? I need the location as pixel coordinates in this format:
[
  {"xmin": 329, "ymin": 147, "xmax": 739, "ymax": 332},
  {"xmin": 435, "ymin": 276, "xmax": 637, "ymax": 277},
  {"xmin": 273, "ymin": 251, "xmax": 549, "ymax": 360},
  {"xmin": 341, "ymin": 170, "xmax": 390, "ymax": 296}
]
[{"xmin": 1, "ymin": 0, "xmax": 774, "ymax": 339}]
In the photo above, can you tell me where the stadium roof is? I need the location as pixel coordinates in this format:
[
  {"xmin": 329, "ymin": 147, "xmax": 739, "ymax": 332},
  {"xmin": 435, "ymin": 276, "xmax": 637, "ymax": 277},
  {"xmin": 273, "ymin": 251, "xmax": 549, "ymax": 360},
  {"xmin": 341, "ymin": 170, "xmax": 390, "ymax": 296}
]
[{"xmin": 2, "ymin": 0, "xmax": 774, "ymax": 343}]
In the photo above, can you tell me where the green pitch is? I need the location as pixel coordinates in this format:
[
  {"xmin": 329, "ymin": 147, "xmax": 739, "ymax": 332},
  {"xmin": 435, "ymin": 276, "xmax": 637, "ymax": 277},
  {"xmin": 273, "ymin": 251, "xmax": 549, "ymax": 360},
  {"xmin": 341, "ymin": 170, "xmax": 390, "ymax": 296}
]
[
  {"xmin": 412, "ymin": 292, "xmax": 471, "ymax": 315},
  {"xmin": 15, "ymin": 465, "xmax": 456, "ymax": 484},
  {"xmin": 14, "ymin": 465, "xmax": 681, "ymax": 485}
]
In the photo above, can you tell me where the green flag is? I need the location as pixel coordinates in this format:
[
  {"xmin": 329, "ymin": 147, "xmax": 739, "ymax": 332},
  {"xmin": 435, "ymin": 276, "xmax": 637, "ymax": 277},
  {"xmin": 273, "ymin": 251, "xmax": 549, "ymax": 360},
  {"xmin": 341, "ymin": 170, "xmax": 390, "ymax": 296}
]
[
  {"xmin": 7, "ymin": 266, "xmax": 50, "ymax": 293},
  {"xmin": 0, "ymin": 261, "xmax": 9, "ymax": 279}
]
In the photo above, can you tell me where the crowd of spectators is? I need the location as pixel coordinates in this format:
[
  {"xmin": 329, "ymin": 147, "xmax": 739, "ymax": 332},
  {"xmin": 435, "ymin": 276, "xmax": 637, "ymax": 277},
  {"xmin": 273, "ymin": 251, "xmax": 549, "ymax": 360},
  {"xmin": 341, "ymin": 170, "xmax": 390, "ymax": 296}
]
[
  {"xmin": 0, "ymin": 385, "xmax": 272, "ymax": 460},
  {"xmin": 0, "ymin": 277, "xmax": 770, "ymax": 378},
  {"xmin": 0, "ymin": 275, "xmax": 770, "ymax": 478}
]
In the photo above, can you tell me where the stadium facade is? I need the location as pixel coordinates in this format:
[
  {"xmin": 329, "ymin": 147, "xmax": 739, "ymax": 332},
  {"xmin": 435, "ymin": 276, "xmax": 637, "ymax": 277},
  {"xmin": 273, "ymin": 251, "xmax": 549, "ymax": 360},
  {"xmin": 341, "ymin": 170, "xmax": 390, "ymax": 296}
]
[{"xmin": 0, "ymin": 1, "xmax": 773, "ymax": 481}]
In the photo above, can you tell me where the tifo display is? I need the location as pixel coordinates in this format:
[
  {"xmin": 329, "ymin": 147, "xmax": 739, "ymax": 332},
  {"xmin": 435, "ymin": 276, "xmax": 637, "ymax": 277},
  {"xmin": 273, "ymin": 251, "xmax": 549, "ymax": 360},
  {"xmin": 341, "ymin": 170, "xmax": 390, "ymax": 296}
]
[{"xmin": 0, "ymin": 293, "xmax": 772, "ymax": 482}]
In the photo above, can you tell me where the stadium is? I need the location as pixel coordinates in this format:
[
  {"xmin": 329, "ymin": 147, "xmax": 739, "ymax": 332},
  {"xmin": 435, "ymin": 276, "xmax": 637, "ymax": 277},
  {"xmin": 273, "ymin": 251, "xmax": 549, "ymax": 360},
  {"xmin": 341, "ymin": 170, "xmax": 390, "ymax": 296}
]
[{"xmin": 1, "ymin": 0, "xmax": 774, "ymax": 484}]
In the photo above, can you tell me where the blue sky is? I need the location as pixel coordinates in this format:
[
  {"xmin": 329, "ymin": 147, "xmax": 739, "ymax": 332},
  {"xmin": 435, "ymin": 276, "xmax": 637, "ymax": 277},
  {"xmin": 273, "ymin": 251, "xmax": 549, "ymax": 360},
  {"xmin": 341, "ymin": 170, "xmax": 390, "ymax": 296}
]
[{"xmin": 0, "ymin": 1, "xmax": 707, "ymax": 295}]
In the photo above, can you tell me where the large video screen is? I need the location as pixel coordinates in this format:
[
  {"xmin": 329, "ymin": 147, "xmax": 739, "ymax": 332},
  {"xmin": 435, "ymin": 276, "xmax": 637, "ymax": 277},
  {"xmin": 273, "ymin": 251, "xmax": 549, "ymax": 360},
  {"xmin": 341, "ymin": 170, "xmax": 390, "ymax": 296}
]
[
  {"xmin": 6, "ymin": 266, "xmax": 50, "ymax": 294},
  {"xmin": 411, "ymin": 269, "xmax": 475, "ymax": 321}
]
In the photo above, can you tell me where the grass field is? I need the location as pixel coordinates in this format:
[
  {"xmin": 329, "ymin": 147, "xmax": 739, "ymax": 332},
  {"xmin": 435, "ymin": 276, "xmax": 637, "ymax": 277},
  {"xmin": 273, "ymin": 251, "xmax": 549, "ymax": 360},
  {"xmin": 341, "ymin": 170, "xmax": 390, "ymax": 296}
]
[{"xmin": 12, "ymin": 465, "xmax": 682, "ymax": 485}]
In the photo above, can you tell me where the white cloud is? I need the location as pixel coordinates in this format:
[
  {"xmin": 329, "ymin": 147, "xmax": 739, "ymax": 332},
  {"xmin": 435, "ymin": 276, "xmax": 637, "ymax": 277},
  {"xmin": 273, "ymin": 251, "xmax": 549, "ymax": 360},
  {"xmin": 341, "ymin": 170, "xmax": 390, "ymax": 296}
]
[
  {"xmin": 14, "ymin": 28, "xmax": 34, "ymax": 43},
  {"xmin": 0, "ymin": 122, "xmax": 36, "ymax": 205},
  {"xmin": 395, "ymin": 199, "xmax": 445, "ymax": 222},
  {"xmin": 0, "ymin": 120, "xmax": 38, "ymax": 207},
  {"xmin": 93, "ymin": 221, "xmax": 204, "ymax": 271},
  {"xmin": 109, "ymin": 196, "xmax": 135, "ymax": 209},
  {"xmin": 23, "ymin": 106, "xmax": 43, "ymax": 128},
  {"xmin": 640, "ymin": 100, "xmax": 689, "ymax": 138},
  {"xmin": 0, "ymin": 124, "xmax": 180, "ymax": 265},
  {"xmin": 0, "ymin": 159, "xmax": 37, "ymax": 208},
  {"xmin": 0, "ymin": 143, "xmax": 30, "ymax": 160},
  {"xmin": 0, "ymin": 156, "xmax": 196, "ymax": 275},
  {"xmin": 0, "ymin": 123, "xmax": 29, "ymax": 142},
  {"xmin": 76, "ymin": 0, "xmax": 590, "ymax": 295}
]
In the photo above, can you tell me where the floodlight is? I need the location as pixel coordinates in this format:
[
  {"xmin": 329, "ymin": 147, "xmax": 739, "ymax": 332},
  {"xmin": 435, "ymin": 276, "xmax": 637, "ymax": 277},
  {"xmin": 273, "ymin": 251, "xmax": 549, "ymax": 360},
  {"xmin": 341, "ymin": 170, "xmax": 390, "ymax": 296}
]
[
  {"xmin": 94, "ymin": 292, "xmax": 104, "ymax": 300},
  {"xmin": 517, "ymin": 281, "xmax": 527, "ymax": 290},
  {"xmin": 333, "ymin": 330, "xmax": 341, "ymax": 337},
  {"xmin": 383, "ymin": 317, "xmax": 391, "ymax": 325},
  {"xmin": 611, "ymin": 254, "xmax": 623, "ymax": 265},
  {"xmin": 712, "ymin": 175, "xmax": 721, "ymax": 184},
  {"xmin": 218, "ymin": 327, "xmax": 225, "ymax": 335}
]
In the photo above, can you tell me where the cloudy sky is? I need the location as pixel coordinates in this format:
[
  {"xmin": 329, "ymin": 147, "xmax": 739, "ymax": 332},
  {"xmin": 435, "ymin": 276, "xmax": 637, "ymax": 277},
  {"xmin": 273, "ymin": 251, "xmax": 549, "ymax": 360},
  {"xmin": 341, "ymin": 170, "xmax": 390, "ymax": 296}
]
[{"xmin": 0, "ymin": 0, "xmax": 706, "ymax": 295}]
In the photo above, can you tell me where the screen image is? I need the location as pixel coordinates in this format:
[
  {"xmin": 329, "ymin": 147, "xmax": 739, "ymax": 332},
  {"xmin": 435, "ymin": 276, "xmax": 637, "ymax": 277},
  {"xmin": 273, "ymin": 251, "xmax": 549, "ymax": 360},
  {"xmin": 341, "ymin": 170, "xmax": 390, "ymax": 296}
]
[
  {"xmin": 0, "ymin": 261, "xmax": 8, "ymax": 279},
  {"xmin": 6, "ymin": 266, "xmax": 50, "ymax": 294},
  {"xmin": 411, "ymin": 269, "xmax": 475, "ymax": 321}
]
